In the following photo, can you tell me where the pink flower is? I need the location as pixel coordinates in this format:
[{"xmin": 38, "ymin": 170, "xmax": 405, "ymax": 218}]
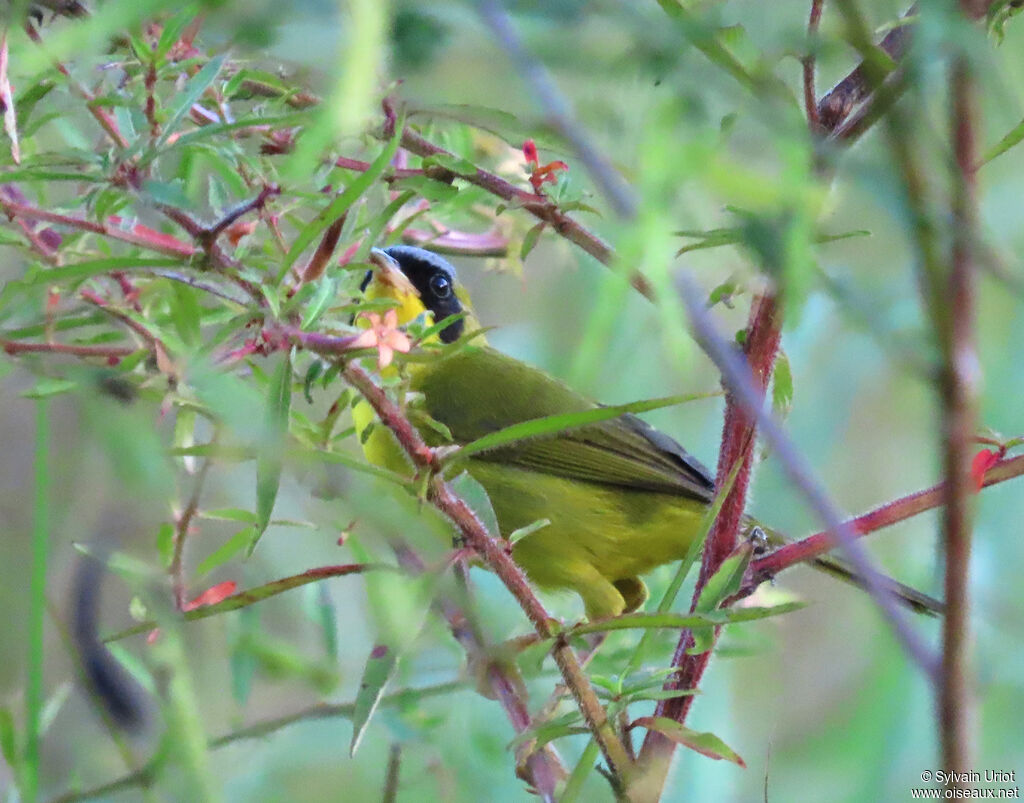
[{"xmin": 351, "ymin": 309, "xmax": 412, "ymax": 369}]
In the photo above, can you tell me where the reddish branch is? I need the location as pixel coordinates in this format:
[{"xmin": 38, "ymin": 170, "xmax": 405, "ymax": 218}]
[
  {"xmin": 0, "ymin": 196, "xmax": 195, "ymax": 259},
  {"xmin": 24, "ymin": 23, "xmax": 129, "ymax": 149},
  {"xmin": 202, "ymin": 184, "xmax": 281, "ymax": 246},
  {"xmin": 1, "ymin": 339, "xmax": 135, "ymax": 359},
  {"xmin": 169, "ymin": 459, "xmax": 213, "ymax": 610},
  {"xmin": 336, "ymin": 359, "xmax": 635, "ymax": 789},
  {"xmin": 378, "ymin": 98, "xmax": 654, "ymax": 300},
  {"xmin": 816, "ymin": 6, "xmax": 916, "ymax": 133},
  {"xmin": 744, "ymin": 452, "xmax": 1024, "ymax": 589},
  {"xmin": 939, "ymin": 52, "xmax": 980, "ymax": 785},
  {"xmin": 393, "ymin": 546, "xmax": 564, "ymax": 801},
  {"xmin": 641, "ymin": 294, "xmax": 782, "ymax": 765},
  {"xmin": 802, "ymin": 0, "xmax": 825, "ymax": 131}
]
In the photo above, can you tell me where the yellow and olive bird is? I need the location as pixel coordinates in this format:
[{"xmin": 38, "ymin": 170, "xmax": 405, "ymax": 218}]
[{"xmin": 355, "ymin": 245, "xmax": 941, "ymax": 620}]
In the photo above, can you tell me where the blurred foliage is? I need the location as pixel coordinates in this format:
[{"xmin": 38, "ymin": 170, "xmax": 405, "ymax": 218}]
[{"xmin": 0, "ymin": 1, "xmax": 1021, "ymax": 802}]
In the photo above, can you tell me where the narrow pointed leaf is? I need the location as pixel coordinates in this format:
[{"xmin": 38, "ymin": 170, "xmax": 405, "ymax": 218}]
[
  {"xmin": 690, "ymin": 543, "xmax": 753, "ymax": 653},
  {"xmin": 279, "ymin": 124, "xmax": 403, "ymax": 281},
  {"xmin": 452, "ymin": 392, "xmax": 717, "ymax": 462},
  {"xmin": 153, "ymin": 54, "xmax": 226, "ymax": 152},
  {"xmin": 633, "ymin": 716, "xmax": 745, "ymax": 767},
  {"xmin": 253, "ymin": 349, "xmax": 293, "ymax": 547},
  {"xmin": 105, "ymin": 563, "xmax": 389, "ymax": 642},
  {"xmin": 350, "ymin": 644, "xmax": 399, "ymax": 757}
]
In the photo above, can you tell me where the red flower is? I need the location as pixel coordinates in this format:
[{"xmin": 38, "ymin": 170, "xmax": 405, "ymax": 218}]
[
  {"xmin": 523, "ymin": 139, "xmax": 539, "ymax": 166},
  {"xmin": 522, "ymin": 139, "xmax": 568, "ymax": 193}
]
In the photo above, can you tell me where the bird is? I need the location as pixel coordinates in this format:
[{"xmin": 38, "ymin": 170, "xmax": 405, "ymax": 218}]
[{"xmin": 352, "ymin": 245, "xmax": 942, "ymax": 620}]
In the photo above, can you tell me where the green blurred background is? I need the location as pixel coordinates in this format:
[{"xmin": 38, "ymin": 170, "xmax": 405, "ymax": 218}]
[{"xmin": 1, "ymin": 0, "xmax": 1023, "ymax": 800}]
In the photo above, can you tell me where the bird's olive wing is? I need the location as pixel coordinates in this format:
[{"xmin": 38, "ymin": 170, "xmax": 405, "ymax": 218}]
[{"xmin": 411, "ymin": 347, "xmax": 715, "ymax": 501}]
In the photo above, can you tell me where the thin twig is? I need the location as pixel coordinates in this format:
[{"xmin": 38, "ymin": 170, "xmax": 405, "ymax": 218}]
[
  {"xmin": 0, "ymin": 339, "xmax": 136, "ymax": 359},
  {"xmin": 392, "ymin": 546, "xmax": 564, "ymax": 801},
  {"xmin": 744, "ymin": 452, "xmax": 1024, "ymax": 585},
  {"xmin": 381, "ymin": 744, "xmax": 402, "ymax": 803},
  {"xmin": 816, "ymin": 5, "xmax": 916, "ymax": 132},
  {"xmin": 154, "ymin": 204, "xmax": 263, "ymax": 301},
  {"xmin": 803, "ymin": 0, "xmax": 825, "ymax": 131},
  {"xmin": 24, "ymin": 23, "xmax": 129, "ymax": 149},
  {"xmin": 46, "ymin": 680, "xmax": 466, "ymax": 803},
  {"xmin": 169, "ymin": 458, "xmax": 213, "ymax": 610},
  {"xmin": 202, "ymin": 184, "xmax": 281, "ymax": 245},
  {"xmin": 0, "ymin": 197, "xmax": 196, "ymax": 259}
]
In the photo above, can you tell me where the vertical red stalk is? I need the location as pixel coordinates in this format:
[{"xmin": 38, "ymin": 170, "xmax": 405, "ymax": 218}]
[
  {"xmin": 641, "ymin": 294, "xmax": 782, "ymax": 760},
  {"xmin": 939, "ymin": 53, "xmax": 979, "ymax": 787}
]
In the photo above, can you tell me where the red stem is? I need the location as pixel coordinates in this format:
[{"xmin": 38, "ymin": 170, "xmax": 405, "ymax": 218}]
[
  {"xmin": 0, "ymin": 198, "xmax": 195, "ymax": 258},
  {"xmin": 745, "ymin": 452, "xmax": 1023, "ymax": 586},
  {"xmin": 641, "ymin": 294, "xmax": 782, "ymax": 761},
  {"xmin": 1, "ymin": 340, "xmax": 135, "ymax": 359},
  {"xmin": 338, "ymin": 360, "xmax": 635, "ymax": 785},
  {"xmin": 939, "ymin": 51, "xmax": 979, "ymax": 787},
  {"xmin": 378, "ymin": 99, "xmax": 653, "ymax": 300},
  {"xmin": 803, "ymin": 0, "xmax": 825, "ymax": 131}
]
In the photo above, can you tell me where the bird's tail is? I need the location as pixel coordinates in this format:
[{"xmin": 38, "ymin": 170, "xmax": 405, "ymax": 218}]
[{"xmin": 750, "ymin": 522, "xmax": 944, "ymax": 617}]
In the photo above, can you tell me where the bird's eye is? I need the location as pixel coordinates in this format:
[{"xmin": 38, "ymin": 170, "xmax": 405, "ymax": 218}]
[{"xmin": 428, "ymin": 273, "xmax": 452, "ymax": 299}]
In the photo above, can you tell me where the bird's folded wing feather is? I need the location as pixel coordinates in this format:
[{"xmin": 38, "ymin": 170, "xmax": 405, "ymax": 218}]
[{"xmin": 412, "ymin": 347, "xmax": 715, "ymax": 501}]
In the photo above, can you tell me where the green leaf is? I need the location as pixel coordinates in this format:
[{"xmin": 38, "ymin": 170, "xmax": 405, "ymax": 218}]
[
  {"xmin": 169, "ymin": 283, "xmax": 203, "ymax": 348},
  {"xmin": 508, "ymin": 518, "xmax": 551, "ymax": 546},
  {"xmin": 278, "ymin": 123, "xmax": 404, "ymax": 282},
  {"xmin": 164, "ymin": 112, "xmax": 308, "ymax": 153},
  {"xmin": 450, "ymin": 392, "xmax": 717, "ymax": 463},
  {"xmin": 38, "ymin": 683, "xmax": 71, "ymax": 736},
  {"xmin": 143, "ymin": 179, "xmax": 192, "ymax": 209},
  {"xmin": 411, "ymin": 103, "xmax": 531, "ymax": 145},
  {"xmin": 560, "ymin": 738, "xmax": 600, "ymax": 803},
  {"xmin": 520, "ymin": 221, "xmax": 545, "ymax": 260},
  {"xmin": 21, "ymin": 379, "xmax": 78, "ymax": 399},
  {"xmin": 156, "ymin": 523, "xmax": 175, "ymax": 569},
  {"xmin": 981, "ymin": 116, "xmax": 1024, "ymax": 165},
  {"xmin": 25, "ymin": 257, "xmax": 183, "ymax": 285},
  {"xmin": 197, "ymin": 528, "xmax": 254, "ymax": 576},
  {"xmin": 772, "ymin": 349, "xmax": 793, "ymax": 421},
  {"xmin": 690, "ymin": 543, "xmax": 753, "ymax": 654},
  {"xmin": 105, "ymin": 564, "xmax": 386, "ymax": 642},
  {"xmin": 300, "ymin": 275, "xmax": 338, "ymax": 331},
  {"xmin": 632, "ymin": 716, "xmax": 745, "ymax": 767},
  {"xmin": 694, "ymin": 544, "xmax": 751, "ymax": 614},
  {"xmin": 448, "ymin": 471, "xmax": 499, "ymax": 536},
  {"xmin": 152, "ymin": 53, "xmax": 227, "ymax": 152},
  {"xmin": 0, "ymin": 705, "xmax": 19, "ymax": 782},
  {"xmin": 230, "ymin": 606, "xmax": 260, "ymax": 706},
  {"xmin": 155, "ymin": 7, "xmax": 199, "ymax": 60},
  {"xmin": 630, "ymin": 688, "xmax": 700, "ymax": 702},
  {"xmin": 350, "ymin": 644, "xmax": 399, "ymax": 757},
  {"xmin": 199, "ymin": 508, "xmax": 258, "ymax": 524},
  {"xmin": 253, "ymin": 350, "xmax": 293, "ymax": 547},
  {"xmin": 508, "ymin": 711, "xmax": 589, "ymax": 752},
  {"xmin": 314, "ymin": 584, "xmax": 339, "ymax": 660},
  {"xmin": 423, "ymin": 153, "xmax": 479, "ymax": 174},
  {"xmin": 392, "ymin": 174, "xmax": 458, "ymax": 202}
]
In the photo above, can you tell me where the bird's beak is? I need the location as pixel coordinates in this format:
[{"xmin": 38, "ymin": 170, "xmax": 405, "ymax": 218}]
[{"xmin": 369, "ymin": 248, "xmax": 418, "ymax": 298}]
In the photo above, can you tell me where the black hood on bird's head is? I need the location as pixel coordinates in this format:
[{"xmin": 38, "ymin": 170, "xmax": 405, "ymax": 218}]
[{"xmin": 361, "ymin": 246, "xmax": 465, "ymax": 343}]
